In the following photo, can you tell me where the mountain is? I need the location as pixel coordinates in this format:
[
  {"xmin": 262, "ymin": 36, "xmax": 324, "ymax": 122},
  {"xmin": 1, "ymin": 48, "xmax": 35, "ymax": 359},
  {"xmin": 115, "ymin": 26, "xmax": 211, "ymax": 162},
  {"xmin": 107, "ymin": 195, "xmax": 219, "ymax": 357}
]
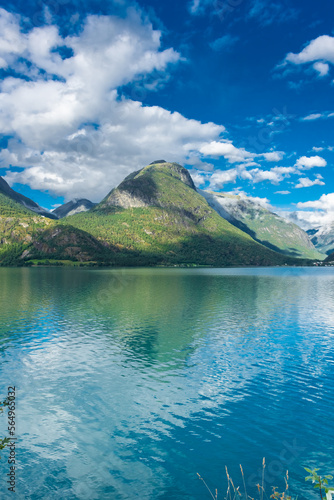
[
  {"xmin": 324, "ymin": 251, "xmax": 334, "ymax": 262},
  {"xmin": 53, "ymin": 199, "xmax": 96, "ymax": 219},
  {"xmin": 200, "ymin": 190, "xmax": 324, "ymax": 260},
  {"xmin": 0, "ymin": 161, "xmax": 323, "ymax": 267},
  {"xmin": 307, "ymin": 224, "xmax": 334, "ymax": 256},
  {"xmin": 61, "ymin": 161, "xmax": 309, "ymax": 267},
  {"xmin": 101, "ymin": 160, "xmax": 196, "ymax": 209},
  {"xmin": 0, "ymin": 190, "xmax": 53, "ymax": 265},
  {"xmin": 0, "ymin": 176, "xmax": 56, "ymax": 219}
]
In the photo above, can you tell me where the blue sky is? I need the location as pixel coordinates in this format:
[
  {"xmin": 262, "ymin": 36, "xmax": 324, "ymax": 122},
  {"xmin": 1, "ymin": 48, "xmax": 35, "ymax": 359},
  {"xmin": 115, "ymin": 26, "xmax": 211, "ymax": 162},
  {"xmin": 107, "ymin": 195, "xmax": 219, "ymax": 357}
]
[{"xmin": 0, "ymin": 0, "xmax": 333, "ymax": 227}]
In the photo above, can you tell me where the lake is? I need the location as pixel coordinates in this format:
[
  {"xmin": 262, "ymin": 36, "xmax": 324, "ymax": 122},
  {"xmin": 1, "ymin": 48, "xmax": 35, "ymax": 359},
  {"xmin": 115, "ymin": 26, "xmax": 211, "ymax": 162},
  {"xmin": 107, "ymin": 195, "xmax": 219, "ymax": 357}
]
[{"xmin": 0, "ymin": 267, "xmax": 333, "ymax": 499}]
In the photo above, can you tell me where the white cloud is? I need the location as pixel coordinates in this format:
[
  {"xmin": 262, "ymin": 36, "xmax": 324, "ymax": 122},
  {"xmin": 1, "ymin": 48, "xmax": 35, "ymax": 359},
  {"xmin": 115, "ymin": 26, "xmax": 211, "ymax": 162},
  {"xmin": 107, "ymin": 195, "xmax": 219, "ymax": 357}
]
[
  {"xmin": 246, "ymin": 195, "xmax": 271, "ymax": 209},
  {"xmin": 297, "ymin": 192, "xmax": 334, "ymax": 211},
  {"xmin": 295, "ymin": 177, "xmax": 325, "ymax": 189},
  {"xmin": 284, "ymin": 192, "xmax": 334, "ymax": 229},
  {"xmin": 301, "ymin": 112, "xmax": 334, "ymax": 121},
  {"xmin": 278, "ymin": 210, "xmax": 325, "ymax": 230},
  {"xmin": 282, "ymin": 35, "xmax": 334, "ymax": 78},
  {"xmin": 295, "ymin": 155, "xmax": 327, "ymax": 170},
  {"xmin": 271, "ymin": 166, "xmax": 296, "ymax": 174},
  {"xmin": 209, "ymin": 168, "xmax": 239, "ymax": 189},
  {"xmin": 275, "ymin": 190, "xmax": 291, "ymax": 195},
  {"xmin": 260, "ymin": 151, "xmax": 284, "ymax": 161},
  {"xmin": 312, "ymin": 146, "xmax": 325, "ymax": 152},
  {"xmin": 313, "ymin": 61, "xmax": 330, "ymax": 77},
  {"xmin": 240, "ymin": 168, "xmax": 281, "ymax": 184},
  {"xmin": 302, "ymin": 113, "xmax": 323, "ymax": 121},
  {"xmin": 285, "ymin": 35, "xmax": 334, "ymax": 64},
  {"xmin": 199, "ymin": 141, "xmax": 255, "ymax": 164},
  {"xmin": 0, "ymin": 8, "xmax": 232, "ymax": 201},
  {"xmin": 240, "ymin": 165, "xmax": 295, "ymax": 185}
]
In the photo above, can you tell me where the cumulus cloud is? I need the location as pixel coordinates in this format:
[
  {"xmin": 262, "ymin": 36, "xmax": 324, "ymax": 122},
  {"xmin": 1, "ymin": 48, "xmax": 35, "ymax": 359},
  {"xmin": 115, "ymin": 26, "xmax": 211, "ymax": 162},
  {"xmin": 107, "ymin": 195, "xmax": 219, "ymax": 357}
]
[
  {"xmin": 295, "ymin": 155, "xmax": 327, "ymax": 170},
  {"xmin": 282, "ymin": 192, "xmax": 334, "ymax": 229},
  {"xmin": 297, "ymin": 192, "xmax": 334, "ymax": 211},
  {"xmin": 1, "ymin": 7, "xmax": 286, "ymax": 202},
  {"xmin": 295, "ymin": 177, "xmax": 325, "ymax": 189},
  {"xmin": 209, "ymin": 168, "xmax": 239, "ymax": 189},
  {"xmin": 199, "ymin": 141, "xmax": 255, "ymax": 164},
  {"xmin": 313, "ymin": 61, "xmax": 330, "ymax": 77},
  {"xmin": 0, "ymin": 7, "xmax": 232, "ymax": 201},
  {"xmin": 240, "ymin": 165, "xmax": 295, "ymax": 185},
  {"xmin": 260, "ymin": 151, "xmax": 284, "ymax": 161},
  {"xmin": 281, "ymin": 34, "xmax": 334, "ymax": 78},
  {"xmin": 205, "ymin": 161, "xmax": 301, "ymax": 190}
]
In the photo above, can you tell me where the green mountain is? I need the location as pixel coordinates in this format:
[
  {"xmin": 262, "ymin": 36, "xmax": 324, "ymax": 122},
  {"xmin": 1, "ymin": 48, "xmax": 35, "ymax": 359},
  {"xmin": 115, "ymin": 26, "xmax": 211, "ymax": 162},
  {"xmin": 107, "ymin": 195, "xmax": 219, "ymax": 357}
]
[
  {"xmin": 0, "ymin": 190, "xmax": 110, "ymax": 266},
  {"xmin": 200, "ymin": 190, "xmax": 324, "ymax": 260},
  {"xmin": 0, "ymin": 176, "xmax": 56, "ymax": 219},
  {"xmin": 0, "ymin": 191, "xmax": 52, "ymax": 265},
  {"xmin": 60, "ymin": 161, "xmax": 308, "ymax": 267},
  {"xmin": 0, "ymin": 161, "xmax": 321, "ymax": 267}
]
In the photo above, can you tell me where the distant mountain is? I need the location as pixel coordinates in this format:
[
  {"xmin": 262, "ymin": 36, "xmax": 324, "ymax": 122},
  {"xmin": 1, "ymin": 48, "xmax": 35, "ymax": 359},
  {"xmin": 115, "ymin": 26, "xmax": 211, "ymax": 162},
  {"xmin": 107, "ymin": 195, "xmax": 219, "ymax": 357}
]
[
  {"xmin": 307, "ymin": 223, "xmax": 334, "ymax": 256},
  {"xmin": 0, "ymin": 176, "xmax": 56, "ymax": 219},
  {"xmin": 324, "ymin": 251, "xmax": 334, "ymax": 262},
  {"xmin": 53, "ymin": 199, "xmax": 96, "ymax": 219},
  {"xmin": 200, "ymin": 190, "xmax": 324, "ymax": 260},
  {"xmin": 62, "ymin": 161, "xmax": 307, "ymax": 267}
]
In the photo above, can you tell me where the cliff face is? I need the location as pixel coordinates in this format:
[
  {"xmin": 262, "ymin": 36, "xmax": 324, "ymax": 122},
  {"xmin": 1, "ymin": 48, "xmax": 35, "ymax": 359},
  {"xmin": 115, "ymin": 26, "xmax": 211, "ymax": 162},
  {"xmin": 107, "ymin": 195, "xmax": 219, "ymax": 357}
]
[{"xmin": 100, "ymin": 161, "xmax": 196, "ymax": 209}]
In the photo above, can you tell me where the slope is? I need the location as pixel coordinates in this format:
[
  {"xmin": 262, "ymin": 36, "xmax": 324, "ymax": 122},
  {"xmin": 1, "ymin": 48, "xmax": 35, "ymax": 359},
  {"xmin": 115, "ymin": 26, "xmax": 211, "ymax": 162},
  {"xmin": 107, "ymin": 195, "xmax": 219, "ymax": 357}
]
[
  {"xmin": 200, "ymin": 190, "xmax": 323, "ymax": 260},
  {"xmin": 62, "ymin": 161, "xmax": 309, "ymax": 267},
  {"xmin": 0, "ymin": 176, "xmax": 56, "ymax": 219},
  {"xmin": 307, "ymin": 223, "xmax": 334, "ymax": 256}
]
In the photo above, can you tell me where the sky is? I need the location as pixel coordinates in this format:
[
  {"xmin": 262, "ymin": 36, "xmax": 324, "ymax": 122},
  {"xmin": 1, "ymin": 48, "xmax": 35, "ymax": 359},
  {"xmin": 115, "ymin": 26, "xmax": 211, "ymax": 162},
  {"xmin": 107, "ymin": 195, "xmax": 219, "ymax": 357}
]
[{"xmin": 0, "ymin": 0, "xmax": 333, "ymax": 228}]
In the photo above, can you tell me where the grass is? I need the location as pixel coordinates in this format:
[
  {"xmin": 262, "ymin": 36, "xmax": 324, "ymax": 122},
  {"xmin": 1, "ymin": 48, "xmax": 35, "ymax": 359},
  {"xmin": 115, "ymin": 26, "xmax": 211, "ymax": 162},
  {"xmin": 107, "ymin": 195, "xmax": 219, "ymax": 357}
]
[{"xmin": 197, "ymin": 460, "xmax": 334, "ymax": 500}]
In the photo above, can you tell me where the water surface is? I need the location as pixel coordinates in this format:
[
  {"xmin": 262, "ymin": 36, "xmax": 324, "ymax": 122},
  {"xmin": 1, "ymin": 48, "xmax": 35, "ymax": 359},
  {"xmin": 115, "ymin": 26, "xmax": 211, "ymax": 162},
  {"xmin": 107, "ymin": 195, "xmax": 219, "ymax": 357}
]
[{"xmin": 0, "ymin": 267, "xmax": 333, "ymax": 499}]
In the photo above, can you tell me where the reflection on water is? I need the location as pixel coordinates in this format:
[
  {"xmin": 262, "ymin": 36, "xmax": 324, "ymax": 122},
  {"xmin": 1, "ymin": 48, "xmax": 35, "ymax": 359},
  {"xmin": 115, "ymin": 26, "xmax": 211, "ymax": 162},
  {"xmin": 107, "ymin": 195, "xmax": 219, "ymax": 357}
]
[{"xmin": 0, "ymin": 267, "xmax": 333, "ymax": 499}]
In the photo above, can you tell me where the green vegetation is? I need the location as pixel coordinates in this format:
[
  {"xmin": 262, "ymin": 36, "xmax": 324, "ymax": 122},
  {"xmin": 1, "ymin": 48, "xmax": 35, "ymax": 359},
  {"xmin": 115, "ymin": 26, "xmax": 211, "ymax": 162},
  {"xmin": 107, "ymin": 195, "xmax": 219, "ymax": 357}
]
[
  {"xmin": 305, "ymin": 467, "xmax": 334, "ymax": 499},
  {"xmin": 202, "ymin": 191, "xmax": 324, "ymax": 260},
  {"xmin": 0, "ymin": 162, "xmax": 320, "ymax": 267},
  {"xmin": 0, "ymin": 191, "xmax": 54, "ymax": 266},
  {"xmin": 198, "ymin": 461, "xmax": 334, "ymax": 500},
  {"xmin": 63, "ymin": 162, "xmax": 304, "ymax": 267}
]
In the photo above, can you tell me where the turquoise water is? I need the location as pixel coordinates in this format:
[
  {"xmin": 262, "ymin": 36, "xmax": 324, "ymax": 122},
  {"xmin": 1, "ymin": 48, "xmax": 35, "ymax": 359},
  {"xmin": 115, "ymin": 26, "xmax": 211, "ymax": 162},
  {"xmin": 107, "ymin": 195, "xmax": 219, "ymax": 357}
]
[{"xmin": 0, "ymin": 267, "xmax": 333, "ymax": 499}]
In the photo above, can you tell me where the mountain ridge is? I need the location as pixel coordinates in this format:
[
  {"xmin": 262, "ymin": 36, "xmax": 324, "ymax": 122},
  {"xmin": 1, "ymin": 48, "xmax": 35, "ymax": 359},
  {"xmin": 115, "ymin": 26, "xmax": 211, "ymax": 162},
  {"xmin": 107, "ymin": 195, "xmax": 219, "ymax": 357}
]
[
  {"xmin": 0, "ymin": 161, "xmax": 323, "ymax": 267},
  {"xmin": 200, "ymin": 190, "xmax": 323, "ymax": 260},
  {"xmin": 0, "ymin": 176, "xmax": 57, "ymax": 219}
]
